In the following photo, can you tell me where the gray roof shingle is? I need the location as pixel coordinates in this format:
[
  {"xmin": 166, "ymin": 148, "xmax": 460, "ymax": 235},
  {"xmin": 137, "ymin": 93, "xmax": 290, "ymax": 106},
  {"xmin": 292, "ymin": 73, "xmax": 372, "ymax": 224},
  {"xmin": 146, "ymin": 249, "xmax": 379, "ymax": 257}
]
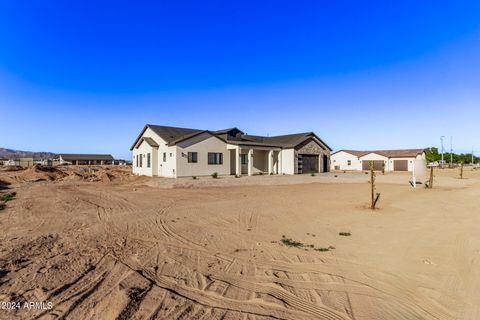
[{"xmin": 131, "ymin": 124, "xmax": 332, "ymax": 151}]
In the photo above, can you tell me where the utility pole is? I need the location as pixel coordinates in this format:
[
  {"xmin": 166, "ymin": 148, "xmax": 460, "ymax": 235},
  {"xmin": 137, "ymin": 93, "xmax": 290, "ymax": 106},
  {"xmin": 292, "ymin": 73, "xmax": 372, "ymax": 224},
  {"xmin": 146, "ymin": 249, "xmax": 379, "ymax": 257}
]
[
  {"xmin": 440, "ymin": 136, "xmax": 445, "ymax": 168},
  {"xmin": 450, "ymin": 136, "xmax": 453, "ymax": 168},
  {"xmin": 472, "ymin": 147, "xmax": 474, "ymax": 165}
]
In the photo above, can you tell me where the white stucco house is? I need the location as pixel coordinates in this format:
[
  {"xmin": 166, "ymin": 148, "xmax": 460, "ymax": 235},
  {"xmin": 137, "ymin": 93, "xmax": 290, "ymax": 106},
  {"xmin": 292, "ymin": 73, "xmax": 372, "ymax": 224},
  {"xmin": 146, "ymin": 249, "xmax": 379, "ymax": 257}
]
[
  {"xmin": 130, "ymin": 125, "xmax": 332, "ymax": 177},
  {"xmin": 331, "ymin": 149, "xmax": 426, "ymax": 172}
]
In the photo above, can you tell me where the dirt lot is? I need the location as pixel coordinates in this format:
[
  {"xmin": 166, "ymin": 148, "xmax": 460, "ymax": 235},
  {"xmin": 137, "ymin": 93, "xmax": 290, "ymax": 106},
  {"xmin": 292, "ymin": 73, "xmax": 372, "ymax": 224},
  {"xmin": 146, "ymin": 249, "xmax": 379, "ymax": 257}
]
[{"xmin": 1, "ymin": 166, "xmax": 479, "ymax": 319}]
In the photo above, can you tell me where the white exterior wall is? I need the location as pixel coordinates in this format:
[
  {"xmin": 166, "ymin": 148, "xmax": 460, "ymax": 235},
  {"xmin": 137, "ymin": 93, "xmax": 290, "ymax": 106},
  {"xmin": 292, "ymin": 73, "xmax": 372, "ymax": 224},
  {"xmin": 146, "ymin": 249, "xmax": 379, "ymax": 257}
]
[
  {"xmin": 132, "ymin": 140, "xmax": 157, "ymax": 176},
  {"xmin": 332, "ymin": 151, "xmax": 426, "ymax": 172},
  {"xmin": 280, "ymin": 149, "xmax": 295, "ymax": 174},
  {"xmin": 331, "ymin": 151, "xmax": 362, "ymax": 171},
  {"xmin": 132, "ymin": 127, "xmax": 177, "ymax": 177},
  {"xmin": 158, "ymin": 145, "xmax": 177, "ymax": 177},
  {"xmin": 389, "ymin": 153, "xmax": 426, "ymax": 172},
  {"xmin": 176, "ymin": 133, "xmax": 230, "ymax": 177}
]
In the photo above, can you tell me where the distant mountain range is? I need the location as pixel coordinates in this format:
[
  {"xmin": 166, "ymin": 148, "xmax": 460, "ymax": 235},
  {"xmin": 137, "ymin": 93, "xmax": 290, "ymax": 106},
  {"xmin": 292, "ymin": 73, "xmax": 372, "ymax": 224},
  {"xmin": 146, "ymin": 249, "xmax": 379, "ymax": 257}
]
[{"xmin": 0, "ymin": 148, "xmax": 57, "ymax": 160}]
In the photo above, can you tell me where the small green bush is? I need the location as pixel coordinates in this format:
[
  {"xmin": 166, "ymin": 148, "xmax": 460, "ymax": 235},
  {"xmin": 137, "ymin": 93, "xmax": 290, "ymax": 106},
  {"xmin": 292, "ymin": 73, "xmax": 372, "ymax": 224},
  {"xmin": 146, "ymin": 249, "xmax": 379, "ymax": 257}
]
[
  {"xmin": 235, "ymin": 174, "xmax": 241, "ymax": 178},
  {"xmin": 192, "ymin": 176, "xmax": 197, "ymax": 180},
  {"xmin": 339, "ymin": 232, "xmax": 351, "ymax": 236},
  {"xmin": 211, "ymin": 172, "xmax": 218, "ymax": 179},
  {"xmin": 0, "ymin": 192, "xmax": 16, "ymax": 202},
  {"xmin": 281, "ymin": 238, "xmax": 304, "ymax": 247},
  {"xmin": 314, "ymin": 247, "xmax": 329, "ymax": 252},
  {"xmin": 0, "ymin": 203, "xmax": 5, "ymax": 211}
]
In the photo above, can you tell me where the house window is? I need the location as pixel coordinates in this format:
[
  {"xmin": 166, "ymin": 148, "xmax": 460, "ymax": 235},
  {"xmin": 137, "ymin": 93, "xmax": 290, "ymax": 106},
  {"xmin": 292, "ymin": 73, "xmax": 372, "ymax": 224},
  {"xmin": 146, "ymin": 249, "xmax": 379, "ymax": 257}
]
[
  {"xmin": 135, "ymin": 155, "xmax": 138, "ymax": 167},
  {"xmin": 188, "ymin": 152, "xmax": 198, "ymax": 163},
  {"xmin": 240, "ymin": 154, "xmax": 248, "ymax": 165},
  {"xmin": 163, "ymin": 152, "xmax": 166, "ymax": 162},
  {"xmin": 208, "ymin": 153, "xmax": 223, "ymax": 165},
  {"xmin": 347, "ymin": 160, "xmax": 351, "ymax": 166},
  {"xmin": 140, "ymin": 154, "xmax": 143, "ymax": 167},
  {"xmin": 147, "ymin": 153, "xmax": 151, "ymax": 168}
]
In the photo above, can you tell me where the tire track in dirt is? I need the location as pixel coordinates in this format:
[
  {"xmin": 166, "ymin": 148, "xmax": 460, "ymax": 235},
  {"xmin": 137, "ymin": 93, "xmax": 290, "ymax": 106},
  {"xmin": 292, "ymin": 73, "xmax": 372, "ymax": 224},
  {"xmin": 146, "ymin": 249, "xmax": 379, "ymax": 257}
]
[{"xmin": 115, "ymin": 256, "xmax": 336, "ymax": 320}]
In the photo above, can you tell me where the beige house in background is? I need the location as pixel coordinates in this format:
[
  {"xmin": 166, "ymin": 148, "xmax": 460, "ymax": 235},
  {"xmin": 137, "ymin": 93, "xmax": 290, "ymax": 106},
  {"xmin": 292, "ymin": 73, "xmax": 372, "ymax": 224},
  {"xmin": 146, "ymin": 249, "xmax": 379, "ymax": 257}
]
[
  {"xmin": 331, "ymin": 149, "xmax": 426, "ymax": 172},
  {"xmin": 131, "ymin": 125, "xmax": 332, "ymax": 177}
]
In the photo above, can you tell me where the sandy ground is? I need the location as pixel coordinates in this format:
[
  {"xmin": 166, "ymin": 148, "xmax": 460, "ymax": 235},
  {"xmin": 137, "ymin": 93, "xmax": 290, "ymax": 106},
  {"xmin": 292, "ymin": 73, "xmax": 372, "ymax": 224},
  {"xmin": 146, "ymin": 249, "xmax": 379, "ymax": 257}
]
[{"xmin": 1, "ymin": 165, "xmax": 480, "ymax": 319}]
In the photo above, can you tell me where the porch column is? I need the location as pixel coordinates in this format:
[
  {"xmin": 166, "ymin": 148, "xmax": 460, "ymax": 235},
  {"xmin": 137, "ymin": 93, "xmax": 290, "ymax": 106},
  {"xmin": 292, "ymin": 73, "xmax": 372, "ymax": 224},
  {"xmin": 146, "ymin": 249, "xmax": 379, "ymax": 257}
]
[
  {"xmin": 247, "ymin": 149, "xmax": 253, "ymax": 176},
  {"xmin": 235, "ymin": 147, "xmax": 241, "ymax": 176},
  {"xmin": 268, "ymin": 150, "xmax": 273, "ymax": 174},
  {"xmin": 278, "ymin": 150, "xmax": 282, "ymax": 174}
]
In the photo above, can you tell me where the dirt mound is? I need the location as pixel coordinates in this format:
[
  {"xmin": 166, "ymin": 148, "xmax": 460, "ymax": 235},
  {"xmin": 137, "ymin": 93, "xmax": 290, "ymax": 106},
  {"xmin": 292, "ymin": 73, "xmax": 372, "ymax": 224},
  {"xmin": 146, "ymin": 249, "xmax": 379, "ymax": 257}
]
[
  {"xmin": 0, "ymin": 166, "xmax": 24, "ymax": 172},
  {"xmin": 21, "ymin": 164, "xmax": 69, "ymax": 182},
  {"xmin": 67, "ymin": 166, "xmax": 133, "ymax": 183},
  {"xmin": 0, "ymin": 165, "xmax": 138, "ymax": 185}
]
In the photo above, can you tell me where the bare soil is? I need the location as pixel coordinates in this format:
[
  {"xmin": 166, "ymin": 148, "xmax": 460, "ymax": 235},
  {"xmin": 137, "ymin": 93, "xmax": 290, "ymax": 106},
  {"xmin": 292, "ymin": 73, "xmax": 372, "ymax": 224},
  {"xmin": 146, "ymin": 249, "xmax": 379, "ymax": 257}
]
[{"xmin": 1, "ymin": 166, "xmax": 479, "ymax": 319}]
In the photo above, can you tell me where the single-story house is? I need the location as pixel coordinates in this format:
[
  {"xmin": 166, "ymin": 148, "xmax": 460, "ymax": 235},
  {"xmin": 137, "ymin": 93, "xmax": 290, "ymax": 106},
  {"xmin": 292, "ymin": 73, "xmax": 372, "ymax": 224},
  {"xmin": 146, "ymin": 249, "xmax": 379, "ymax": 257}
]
[
  {"xmin": 130, "ymin": 125, "xmax": 332, "ymax": 177},
  {"xmin": 59, "ymin": 154, "xmax": 114, "ymax": 165},
  {"xmin": 331, "ymin": 149, "xmax": 426, "ymax": 172},
  {"xmin": 2, "ymin": 158, "xmax": 35, "ymax": 167}
]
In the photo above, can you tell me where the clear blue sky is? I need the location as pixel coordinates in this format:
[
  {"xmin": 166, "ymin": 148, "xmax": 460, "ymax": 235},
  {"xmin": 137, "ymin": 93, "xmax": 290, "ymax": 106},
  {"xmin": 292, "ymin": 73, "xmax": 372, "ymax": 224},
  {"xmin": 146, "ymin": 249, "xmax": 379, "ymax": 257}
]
[{"xmin": 1, "ymin": 1, "xmax": 479, "ymax": 159}]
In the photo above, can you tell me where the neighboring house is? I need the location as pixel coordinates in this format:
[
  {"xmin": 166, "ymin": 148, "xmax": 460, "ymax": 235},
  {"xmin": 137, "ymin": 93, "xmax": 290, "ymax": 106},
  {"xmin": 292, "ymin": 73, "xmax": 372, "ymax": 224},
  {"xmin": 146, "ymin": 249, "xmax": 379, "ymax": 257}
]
[
  {"xmin": 331, "ymin": 149, "xmax": 426, "ymax": 172},
  {"xmin": 19, "ymin": 157, "xmax": 35, "ymax": 168},
  {"xmin": 59, "ymin": 154, "xmax": 114, "ymax": 165},
  {"xmin": 131, "ymin": 125, "xmax": 332, "ymax": 177}
]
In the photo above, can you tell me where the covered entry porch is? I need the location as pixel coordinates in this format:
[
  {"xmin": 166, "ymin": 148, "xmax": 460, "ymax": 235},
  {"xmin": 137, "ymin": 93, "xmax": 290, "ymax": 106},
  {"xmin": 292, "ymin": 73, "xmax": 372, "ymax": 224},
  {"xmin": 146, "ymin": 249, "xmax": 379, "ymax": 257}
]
[{"xmin": 228, "ymin": 145, "xmax": 281, "ymax": 176}]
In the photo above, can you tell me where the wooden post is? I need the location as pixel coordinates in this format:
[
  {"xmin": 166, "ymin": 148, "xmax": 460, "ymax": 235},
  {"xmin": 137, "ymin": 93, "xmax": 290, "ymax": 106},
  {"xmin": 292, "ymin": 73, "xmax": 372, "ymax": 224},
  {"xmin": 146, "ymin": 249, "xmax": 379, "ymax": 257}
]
[
  {"xmin": 429, "ymin": 166, "xmax": 434, "ymax": 189},
  {"xmin": 460, "ymin": 163, "xmax": 464, "ymax": 179}
]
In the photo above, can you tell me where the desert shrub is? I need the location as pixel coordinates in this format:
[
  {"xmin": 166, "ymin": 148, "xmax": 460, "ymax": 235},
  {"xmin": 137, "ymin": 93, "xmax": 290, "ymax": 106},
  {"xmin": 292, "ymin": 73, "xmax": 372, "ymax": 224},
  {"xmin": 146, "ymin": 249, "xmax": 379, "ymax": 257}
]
[
  {"xmin": 0, "ymin": 203, "xmax": 5, "ymax": 211},
  {"xmin": 281, "ymin": 238, "xmax": 304, "ymax": 247},
  {"xmin": 339, "ymin": 232, "xmax": 351, "ymax": 236},
  {"xmin": 192, "ymin": 176, "xmax": 197, "ymax": 180},
  {"xmin": 311, "ymin": 172, "xmax": 316, "ymax": 176},
  {"xmin": 211, "ymin": 172, "xmax": 218, "ymax": 179},
  {"xmin": 314, "ymin": 247, "xmax": 329, "ymax": 252},
  {"xmin": 0, "ymin": 192, "xmax": 16, "ymax": 202},
  {"xmin": 235, "ymin": 174, "xmax": 241, "ymax": 178}
]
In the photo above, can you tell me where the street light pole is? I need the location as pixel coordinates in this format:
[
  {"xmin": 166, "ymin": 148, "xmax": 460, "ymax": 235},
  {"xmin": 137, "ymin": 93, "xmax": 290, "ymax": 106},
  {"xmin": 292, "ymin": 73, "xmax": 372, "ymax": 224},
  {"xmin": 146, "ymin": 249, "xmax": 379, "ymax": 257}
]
[
  {"xmin": 450, "ymin": 136, "xmax": 453, "ymax": 168},
  {"xmin": 440, "ymin": 136, "xmax": 445, "ymax": 168}
]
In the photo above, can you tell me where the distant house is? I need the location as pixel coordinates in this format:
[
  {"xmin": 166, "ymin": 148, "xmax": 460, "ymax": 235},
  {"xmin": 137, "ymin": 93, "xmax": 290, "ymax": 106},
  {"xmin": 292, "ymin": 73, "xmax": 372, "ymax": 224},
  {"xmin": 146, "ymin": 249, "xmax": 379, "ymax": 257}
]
[
  {"xmin": 59, "ymin": 154, "xmax": 114, "ymax": 165},
  {"xmin": 331, "ymin": 149, "xmax": 426, "ymax": 172},
  {"xmin": 19, "ymin": 157, "xmax": 35, "ymax": 168},
  {"xmin": 2, "ymin": 158, "xmax": 34, "ymax": 167},
  {"xmin": 130, "ymin": 124, "xmax": 332, "ymax": 177}
]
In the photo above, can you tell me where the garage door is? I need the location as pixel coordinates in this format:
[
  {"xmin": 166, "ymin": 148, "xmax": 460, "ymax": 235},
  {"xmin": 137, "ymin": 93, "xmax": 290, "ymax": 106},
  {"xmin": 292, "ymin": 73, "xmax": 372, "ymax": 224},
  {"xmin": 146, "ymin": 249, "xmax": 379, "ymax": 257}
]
[
  {"xmin": 394, "ymin": 160, "xmax": 408, "ymax": 171},
  {"xmin": 362, "ymin": 160, "xmax": 384, "ymax": 171},
  {"xmin": 299, "ymin": 155, "xmax": 319, "ymax": 174}
]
